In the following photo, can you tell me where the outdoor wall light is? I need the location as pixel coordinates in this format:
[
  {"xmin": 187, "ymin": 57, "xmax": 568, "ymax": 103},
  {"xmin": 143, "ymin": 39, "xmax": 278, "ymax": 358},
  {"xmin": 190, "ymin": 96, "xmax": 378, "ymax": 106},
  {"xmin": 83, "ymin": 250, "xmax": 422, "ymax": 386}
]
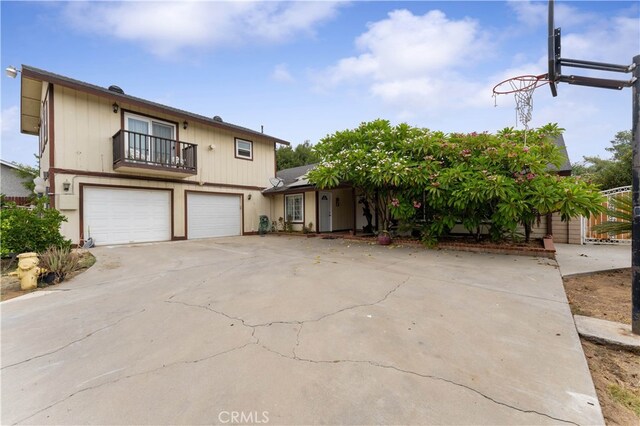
[
  {"xmin": 247, "ymin": 194, "xmax": 252, "ymax": 200},
  {"xmin": 183, "ymin": 120, "xmax": 188, "ymax": 130},
  {"xmin": 5, "ymin": 66, "xmax": 18, "ymax": 78},
  {"xmin": 63, "ymin": 180, "xmax": 71, "ymax": 192},
  {"xmin": 112, "ymin": 102, "xmax": 119, "ymax": 113}
]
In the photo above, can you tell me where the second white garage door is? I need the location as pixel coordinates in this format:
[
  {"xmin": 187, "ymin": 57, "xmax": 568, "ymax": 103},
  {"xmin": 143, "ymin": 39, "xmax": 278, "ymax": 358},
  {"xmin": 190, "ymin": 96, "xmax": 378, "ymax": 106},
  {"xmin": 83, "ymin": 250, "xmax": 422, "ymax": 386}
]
[{"xmin": 187, "ymin": 192, "xmax": 242, "ymax": 239}]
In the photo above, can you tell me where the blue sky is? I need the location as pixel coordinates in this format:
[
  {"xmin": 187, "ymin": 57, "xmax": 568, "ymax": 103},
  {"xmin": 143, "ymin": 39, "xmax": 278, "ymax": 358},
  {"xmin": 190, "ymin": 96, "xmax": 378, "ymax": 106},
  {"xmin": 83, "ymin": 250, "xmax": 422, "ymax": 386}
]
[{"xmin": 1, "ymin": 1, "xmax": 638, "ymax": 168}]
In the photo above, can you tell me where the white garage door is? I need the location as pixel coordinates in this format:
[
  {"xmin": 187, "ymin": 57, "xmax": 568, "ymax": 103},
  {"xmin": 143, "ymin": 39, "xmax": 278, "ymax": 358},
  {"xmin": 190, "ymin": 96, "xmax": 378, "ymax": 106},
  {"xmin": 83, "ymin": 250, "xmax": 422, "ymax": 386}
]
[
  {"xmin": 187, "ymin": 193, "xmax": 241, "ymax": 239},
  {"xmin": 83, "ymin": 187, "xmax": 171, "ymax": 246}
]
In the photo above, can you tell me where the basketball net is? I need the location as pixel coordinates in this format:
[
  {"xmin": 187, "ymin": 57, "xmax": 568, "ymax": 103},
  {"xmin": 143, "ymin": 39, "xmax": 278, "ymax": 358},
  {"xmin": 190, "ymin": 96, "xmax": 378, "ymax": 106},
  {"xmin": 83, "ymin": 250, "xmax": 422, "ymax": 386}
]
[{"xmin": 492, "ymin": 74, "xmax": 548, "ymax": 146}]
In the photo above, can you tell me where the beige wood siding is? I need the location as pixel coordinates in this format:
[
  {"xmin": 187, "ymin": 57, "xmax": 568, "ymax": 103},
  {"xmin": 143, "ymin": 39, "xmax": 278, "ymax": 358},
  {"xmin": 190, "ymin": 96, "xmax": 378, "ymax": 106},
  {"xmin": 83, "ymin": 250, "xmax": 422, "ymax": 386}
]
[
  {"xmin": 551, "ymin": 213, "xmax": 582, "ymax": 244},
  {"xmin": 52, "ymin": 86, "xmax": 276, "ymax": 188},
  {"xmin": 53, "ymin": 173, "xmax": 270, "ymax": 244}
]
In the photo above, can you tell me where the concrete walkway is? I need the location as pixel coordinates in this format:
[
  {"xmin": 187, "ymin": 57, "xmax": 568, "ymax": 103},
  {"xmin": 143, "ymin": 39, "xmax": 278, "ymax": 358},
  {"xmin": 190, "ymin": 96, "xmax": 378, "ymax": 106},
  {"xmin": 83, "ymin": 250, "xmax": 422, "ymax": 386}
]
[
  {"xmin": 554, "ymin": 243, "xmax": 631, "ymax": 277},
  {"xmin": 1, "ymin": 237, "xmax": 603, "ymax": 425},
  {"xmin": 554, "ymin": 242, "xmax": 638, "ymax": 351}
]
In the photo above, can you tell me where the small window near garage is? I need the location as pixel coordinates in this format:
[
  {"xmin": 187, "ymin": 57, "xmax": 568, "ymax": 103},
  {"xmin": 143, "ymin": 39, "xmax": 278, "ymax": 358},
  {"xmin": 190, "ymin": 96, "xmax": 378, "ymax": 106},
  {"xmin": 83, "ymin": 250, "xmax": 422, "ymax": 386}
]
[
  {"xmin": 235, "ymin": 138, "xmax": 253, "ymax": 160},
  {"xmin": 285, "ymin": 194, "xmax": 304, "ymax": 223}
]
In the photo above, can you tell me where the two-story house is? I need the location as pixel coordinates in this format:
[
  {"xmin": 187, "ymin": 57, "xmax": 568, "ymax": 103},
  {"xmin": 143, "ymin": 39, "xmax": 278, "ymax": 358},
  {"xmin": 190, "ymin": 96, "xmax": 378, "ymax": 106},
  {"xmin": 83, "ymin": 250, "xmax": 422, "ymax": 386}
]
[{"xmin": 17, "ymin": 65, "xmax": 290, "ymax": 246}]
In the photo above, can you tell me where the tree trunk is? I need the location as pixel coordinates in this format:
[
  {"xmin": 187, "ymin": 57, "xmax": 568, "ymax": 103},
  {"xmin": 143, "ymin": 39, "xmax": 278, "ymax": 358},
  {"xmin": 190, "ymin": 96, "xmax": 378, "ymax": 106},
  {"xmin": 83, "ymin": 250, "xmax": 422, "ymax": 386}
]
[{"xmin": 524, "ymin": 223, "xmax": 532, "ymax": 243}]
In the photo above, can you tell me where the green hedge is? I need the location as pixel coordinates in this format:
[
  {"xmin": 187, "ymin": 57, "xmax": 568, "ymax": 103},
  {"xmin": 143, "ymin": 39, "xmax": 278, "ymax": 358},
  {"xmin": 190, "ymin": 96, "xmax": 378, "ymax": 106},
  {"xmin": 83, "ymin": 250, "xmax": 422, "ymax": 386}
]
[{"xmin": 0, "ymin": 200, "xmax": 71, "ymax": 257}]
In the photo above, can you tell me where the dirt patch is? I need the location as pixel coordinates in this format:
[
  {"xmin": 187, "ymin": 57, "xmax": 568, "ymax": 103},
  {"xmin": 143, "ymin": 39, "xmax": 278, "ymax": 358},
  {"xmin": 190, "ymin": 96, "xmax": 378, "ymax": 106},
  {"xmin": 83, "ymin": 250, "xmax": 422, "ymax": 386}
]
[
  {"xmin": 1, "ymin": 250, "xmax": 96, "ymax": 302},
  {"xmin": 564, "ymin": 268, "xmax": 631, "ymax": 325},
  {"xmin": 563, "ymin": 269, "xmax": 639, "ymax": 424},
  {"xmin": 582, "ymin": 340, "xmax": 640, "ymax": 425}
]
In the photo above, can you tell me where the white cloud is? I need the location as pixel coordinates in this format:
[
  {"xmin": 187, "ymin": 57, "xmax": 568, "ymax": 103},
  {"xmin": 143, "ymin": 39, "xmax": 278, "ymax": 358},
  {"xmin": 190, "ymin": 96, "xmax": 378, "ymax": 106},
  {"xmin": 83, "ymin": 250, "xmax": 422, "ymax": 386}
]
[
  {"xmin": 323, "ymin": 9, "xmax": 490, "ymax": 85},
  {"xmin": 508, "ymin": 1, "xmax": 637, "ymax": 64},
  {"xmin": 63, "ymin": 1, "xmax": 344, "ymax": 57},
  {"xmin": 508, "ymin": 0, "xmax": 595, "ymax": 28},
  {"xmin": 316, "ymin": 9, "xmax": 493, "ymax": 112},
  {"xmin": 271, "ymin": 63, "xmax": 295, "ymax": 83},
  {"xmin": 562, "ymin": 15, "xmax": 639, "ymax": 65},
  {"xmin": 316, "ymin": 3, "xmax": 638, "ymax": 125}
]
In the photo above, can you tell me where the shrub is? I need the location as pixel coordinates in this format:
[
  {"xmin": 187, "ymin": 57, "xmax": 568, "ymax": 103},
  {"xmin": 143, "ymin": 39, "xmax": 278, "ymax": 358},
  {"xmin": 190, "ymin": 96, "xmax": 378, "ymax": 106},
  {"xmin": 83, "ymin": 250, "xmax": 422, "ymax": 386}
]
[
  {"xmin": 0, "ymin": 199, "xmax": 70, "ymax": 257},
  {"xmin": 39, "ymin": 246, "xmax": 79, "ymax": 283},
  {"xmin": 308, "ymin": 121, "xmax": 604, "ymax": 242},
  {"xmin": 284, "ymin": 215, "xmax": 294, "ymax": 233}
]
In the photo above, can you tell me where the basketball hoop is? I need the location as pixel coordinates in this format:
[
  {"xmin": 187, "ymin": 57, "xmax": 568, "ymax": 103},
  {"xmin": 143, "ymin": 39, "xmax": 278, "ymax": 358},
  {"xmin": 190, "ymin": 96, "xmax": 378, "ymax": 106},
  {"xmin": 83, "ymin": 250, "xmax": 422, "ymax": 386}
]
[{"xmin": 492, "ymin": 74, "xmax": 549, "ymax": 143}]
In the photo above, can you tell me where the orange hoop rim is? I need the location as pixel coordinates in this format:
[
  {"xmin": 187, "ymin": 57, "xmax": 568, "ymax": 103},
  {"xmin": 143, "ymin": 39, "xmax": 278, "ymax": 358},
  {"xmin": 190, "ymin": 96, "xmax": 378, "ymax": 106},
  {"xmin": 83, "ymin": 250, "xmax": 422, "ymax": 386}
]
[{"xmin": 492, "ymin": 73, "xmax": 550, "ymax": 95}]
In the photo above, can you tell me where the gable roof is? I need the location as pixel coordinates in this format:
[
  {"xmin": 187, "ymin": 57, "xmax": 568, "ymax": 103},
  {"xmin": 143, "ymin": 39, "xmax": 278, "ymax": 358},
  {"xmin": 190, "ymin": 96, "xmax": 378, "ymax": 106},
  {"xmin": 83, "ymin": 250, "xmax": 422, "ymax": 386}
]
[
  {"xmin": 19, "ymin": 65, "xmax": 290, "ymax": 146},
  {"xmin": 551, "ymin": 134, "xmax": 572, "ymax": 174},
  {"xmin": 263, "ymin": 163, "xmax": 317, "ymax": 194}
]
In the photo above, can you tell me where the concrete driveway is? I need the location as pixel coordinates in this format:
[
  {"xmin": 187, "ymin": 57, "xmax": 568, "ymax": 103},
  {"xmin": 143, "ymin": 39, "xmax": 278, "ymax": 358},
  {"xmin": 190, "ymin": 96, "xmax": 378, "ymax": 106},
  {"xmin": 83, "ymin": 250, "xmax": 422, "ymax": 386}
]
[{"xmin": 1, "ymin": 236, "xmax": 602, "ymax": 425}]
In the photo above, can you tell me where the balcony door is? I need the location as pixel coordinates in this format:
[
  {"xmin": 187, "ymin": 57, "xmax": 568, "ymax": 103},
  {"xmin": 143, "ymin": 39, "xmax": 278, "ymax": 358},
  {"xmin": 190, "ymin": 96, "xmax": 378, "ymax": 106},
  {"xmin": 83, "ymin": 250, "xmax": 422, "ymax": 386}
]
[{"xmin": 124, "ymin": 113, "xmax": 176, "ymax": 165}]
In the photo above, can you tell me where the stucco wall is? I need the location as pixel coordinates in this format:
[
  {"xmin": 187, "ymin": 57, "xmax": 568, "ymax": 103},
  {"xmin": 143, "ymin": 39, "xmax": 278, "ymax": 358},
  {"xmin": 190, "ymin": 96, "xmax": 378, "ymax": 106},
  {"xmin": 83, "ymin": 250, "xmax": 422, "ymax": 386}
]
[
  {"xmin": 331, "ymin": 188, "xmax": 354, "ymax": 231},
  {"xmin": 304, "ymin": 192, "xmax": 316, "ymax": 231},
  {"xmin": 268, "ymin": 191, "xmax": 315, "ymax": 232},
  {"xmin": 0, "ymin": 164, "xmax": 32, "ymax": 197}
]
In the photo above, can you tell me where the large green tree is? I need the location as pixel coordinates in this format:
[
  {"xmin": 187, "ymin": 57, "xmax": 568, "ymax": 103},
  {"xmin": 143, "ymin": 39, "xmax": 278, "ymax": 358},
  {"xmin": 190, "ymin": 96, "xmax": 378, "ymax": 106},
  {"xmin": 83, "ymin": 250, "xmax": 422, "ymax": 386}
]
[
  {"xmin": 308, "ymin": 120, "xmax": 604, "ymax": 242},
  {"xmin": 276, "ymin": 140, "xmax": 319, "ymax": 170},
  {"xmin": 574, "ymin": 130, "xmax": 631, "ymax": 190}
]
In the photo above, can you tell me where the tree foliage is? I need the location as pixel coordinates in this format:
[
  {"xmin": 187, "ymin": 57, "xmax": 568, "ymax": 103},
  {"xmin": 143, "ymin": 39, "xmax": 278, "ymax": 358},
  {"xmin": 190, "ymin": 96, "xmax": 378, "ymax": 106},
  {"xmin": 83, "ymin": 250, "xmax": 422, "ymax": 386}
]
[
  {"xmin": 308, "ymin": 120, "xmax": 604, "ymax": 242},
  {"xmin": 276, "ymin": 140, "xmax": 319, "ymax": 171},
  {"xmin": 592, "ymin": 192, "xmax": 632, "ymax": 236},
  {"xmin": 575, "ymin": 130, "xmax": 631, "ymax": 190}
]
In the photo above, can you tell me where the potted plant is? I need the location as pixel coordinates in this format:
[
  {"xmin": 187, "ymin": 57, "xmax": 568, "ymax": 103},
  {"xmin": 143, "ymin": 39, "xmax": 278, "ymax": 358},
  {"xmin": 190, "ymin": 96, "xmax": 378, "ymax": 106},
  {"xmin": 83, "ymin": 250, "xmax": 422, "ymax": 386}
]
[{"xmin": 377, "ymin": 230, "xmax": 392, "ymax": 245}]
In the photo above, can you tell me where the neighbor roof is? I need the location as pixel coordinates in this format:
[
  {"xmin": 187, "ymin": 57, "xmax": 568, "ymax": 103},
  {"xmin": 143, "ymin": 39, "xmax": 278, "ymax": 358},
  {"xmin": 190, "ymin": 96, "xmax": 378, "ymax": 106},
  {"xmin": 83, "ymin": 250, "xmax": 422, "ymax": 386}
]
[
  {"xmin": 18, "ymin": 65, "xmax": 290, "ymax": 146},
  {"xmin": 0, "ymin": 159, "xmax": 21, "ymax": 170}
]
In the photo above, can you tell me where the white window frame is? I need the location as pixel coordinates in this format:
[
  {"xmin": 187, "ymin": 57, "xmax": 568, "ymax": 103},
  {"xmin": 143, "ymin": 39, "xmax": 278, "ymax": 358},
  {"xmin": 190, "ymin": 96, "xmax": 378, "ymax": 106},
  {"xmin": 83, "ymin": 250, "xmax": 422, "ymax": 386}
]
[
  {"xmin": 285, "ymin": 193, "xmax": 304, "ymax": 223},
  {"xmin": 124, "ymin": 112, "xmax": 177, "ymax": 164},
  {"xmin": 235, "ymin": 138, "xmax": 253, "ymax": 160}
]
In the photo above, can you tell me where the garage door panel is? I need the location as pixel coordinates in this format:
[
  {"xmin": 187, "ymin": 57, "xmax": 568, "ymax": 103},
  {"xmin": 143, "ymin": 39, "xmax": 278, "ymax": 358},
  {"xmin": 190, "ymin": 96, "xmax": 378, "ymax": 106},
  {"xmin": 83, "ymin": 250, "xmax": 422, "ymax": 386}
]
[
  {"xmin": 84, "ymin": 187, "xmax": 171, "ymax": 246},
  {"xmin": 187, "ymin": 193, "xmax": 241, "ymax": 239}
]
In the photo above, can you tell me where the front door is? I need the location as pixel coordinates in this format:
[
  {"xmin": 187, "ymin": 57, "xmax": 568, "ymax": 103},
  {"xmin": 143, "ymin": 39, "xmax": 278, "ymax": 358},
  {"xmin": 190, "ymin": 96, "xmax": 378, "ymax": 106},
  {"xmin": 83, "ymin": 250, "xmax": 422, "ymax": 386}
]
[{"xmin": 319, "ymin": 191, "xmax": 332, "ymax": 232}]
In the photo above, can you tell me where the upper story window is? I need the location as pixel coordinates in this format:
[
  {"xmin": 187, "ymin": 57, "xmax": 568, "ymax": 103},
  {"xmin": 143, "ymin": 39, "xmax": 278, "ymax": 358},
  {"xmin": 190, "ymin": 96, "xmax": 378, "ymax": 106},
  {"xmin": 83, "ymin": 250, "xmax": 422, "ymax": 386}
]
[
  {"xmin": 124, "ymin": 112, "xmax": 177, "ymax": 164},
  {"xmin": 235, "ymin": 138, "xmax": 253, "ymax": 160}
]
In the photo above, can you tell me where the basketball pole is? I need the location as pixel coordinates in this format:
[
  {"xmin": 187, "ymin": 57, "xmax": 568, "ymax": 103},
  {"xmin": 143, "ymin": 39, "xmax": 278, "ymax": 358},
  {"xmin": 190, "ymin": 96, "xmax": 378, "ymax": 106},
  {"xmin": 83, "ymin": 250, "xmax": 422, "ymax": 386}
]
[{"xmin": 632, "ymin": 54, "xmax": 640, "ymax": 335}]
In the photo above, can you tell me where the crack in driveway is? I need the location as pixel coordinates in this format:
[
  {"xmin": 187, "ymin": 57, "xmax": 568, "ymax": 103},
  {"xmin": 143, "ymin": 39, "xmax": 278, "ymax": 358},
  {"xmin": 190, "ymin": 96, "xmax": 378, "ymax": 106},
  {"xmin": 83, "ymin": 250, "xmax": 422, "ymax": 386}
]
[
  {"xmin": 1, "ymin": 309, "xmax": 146, "ymax": 370},
  {"xmin": 165, "ymin": 275, "xmax": 410, "ymax": 329},
  {"xmin": 258, "ymin": 344, "xmax": 579, "ymax": 426},
  {"xmin": 164, "ymin": 275, "xmax": 579, "ymax": 425},
  {"xmin": 12, "ymin": 338, "xmax": 259, "ymax": 425}
]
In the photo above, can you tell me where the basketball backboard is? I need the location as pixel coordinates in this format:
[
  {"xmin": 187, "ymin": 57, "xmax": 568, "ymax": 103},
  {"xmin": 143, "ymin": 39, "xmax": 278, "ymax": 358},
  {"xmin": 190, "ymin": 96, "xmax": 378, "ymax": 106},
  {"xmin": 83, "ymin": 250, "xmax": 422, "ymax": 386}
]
[{"xmin": 548, "ymin": 0, "xmax": 561, "ymax": 96}]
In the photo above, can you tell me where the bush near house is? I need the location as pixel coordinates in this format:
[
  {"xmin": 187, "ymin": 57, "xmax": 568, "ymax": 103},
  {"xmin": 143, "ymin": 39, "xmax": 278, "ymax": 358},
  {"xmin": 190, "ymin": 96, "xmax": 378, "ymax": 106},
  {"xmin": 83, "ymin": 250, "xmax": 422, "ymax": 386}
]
[
  {"xmin": 308, "ymin": 120, "xmax": 604, "ymax": 243},
  {"xmin": 0, "ymin": 198, "xmax": 71, "ymax": 257}
]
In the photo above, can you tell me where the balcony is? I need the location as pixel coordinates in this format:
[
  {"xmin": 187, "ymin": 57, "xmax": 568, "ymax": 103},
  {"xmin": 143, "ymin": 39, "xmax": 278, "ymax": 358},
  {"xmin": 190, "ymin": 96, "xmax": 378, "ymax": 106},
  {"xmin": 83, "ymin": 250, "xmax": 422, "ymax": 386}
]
[{"xmin": 113, "ymin": 130, "xmax": 197, "ymax": 178}]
